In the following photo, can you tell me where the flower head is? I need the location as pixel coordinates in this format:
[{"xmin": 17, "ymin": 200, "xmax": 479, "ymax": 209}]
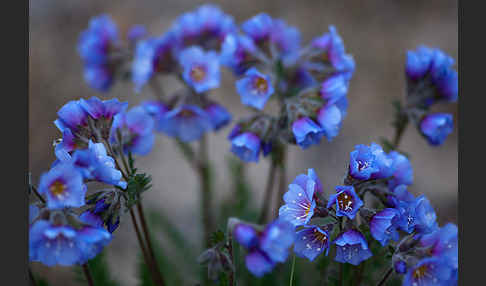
[
  {"xmin": 320, "ymin": 75, "xmax": 349, "ymax": 117},
  {"xmin": 309, "ymin": 26, "xmax": 355, "ymax": 81},
  {"xmin": 127, "ymin": 25, "xmax": 147, "ymax": 44},
  {"xmin": 334, "ymin": 229, "xmax": 372, "ymax": 265},
  {"xmin": 29, "ymin": 219, "xmax": 111, "ymax": 266},
  {"xmin": 77, "ymin": 15, "xmax": 119, "ymax": 92},
  {"xmin": 110, "ymin": 106, "xmax": 155, "ymax": 156},
  {"xmin": 220, "ymin": 34, "xmax": 259, "ymax": 75},
  {"xmin": 294, "ymin": 225, "xmax": 330, "ymax": 261},
  {"xmin": 317, "ymin": 104, "xmax": 343, "ymax": 141},
  {"xmin": 179, "ymin": 46, "xmax": 220, "ymax": 93},
  {"xmin": 234, "ymin": 219, "xmax": 295, "ymax": 277},
  {"xmin": 70, "ymin": 141, "xmax": 127, "ymax": 189},
  {"xmin": 132, "ymin": 33, "xmax": 177, "ymax": 92},
  {"xmin": 406, "ymin": 45, "xmax": 458, "ymax": 103},
  {"xmin": 229, "ymin": 131, "xmax": 261, "ymax": 163},
  {"xmin": 419, "ymin": 223, "xmax": 458, "ymax": 270},
  {"xmin": 279, "ymin": 170, "xmax": 319, "ymax": 226},
  {"xmin": 370, "ymin": 208, "xmax": 401, "ymax": 246},
  {"xmin": 388, "ymin": 151, "xmax": 413, "ymax": 189},
  {"xmin": 159, "ymin": 104, "xmax": 212, "ymax": 142},
  {"xmin": 396, "ymin": 195, "xmax": 438, "ymax": 235},
  {"xmin": 38, "ymin": 163, "xmax": 86, "ymax": 210},
  {"xmin": 403, "ymin": 257, "xmax": 454, "ymax": 286},
  {"xmin": 327, "ymin": 185, "xmax": 363, "ymax": 219},
  {"xmin": 420, "ymin": 113, "xmax": 454, "ymax": 146},
  {"xmin": 205, "ymin": 103, "xmax": 231, "ymax": 130},
  {"xmin": 171, "ymin": 4, "xmax": 236, "ymax": 51},
  {"xmin": 141, "ymin": 100, "xmax": 169, "ymax": 132},
  {"xmin": 348, "ymin": 143, "xmax": 394, "ymax": 180},
  {"xmin": 292, "ymin": 117, "xmax": 324, "ymax": 149},
  {"xmin": 236, "ymin": 68, "xmax": 274, "ymax": 110}
]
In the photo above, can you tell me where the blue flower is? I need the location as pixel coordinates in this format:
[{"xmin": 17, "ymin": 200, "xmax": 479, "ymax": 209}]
[
  {"xmin": 348, "ymin": 143, "xmax": 394, "ymax": 180},
  {"xmin": 396, "ymin": 195, "xmax": 438, "ymax": 234},
  {"xmin": 78, "ymin": 14, "xmax": 118, "ymax": 65},
  {"xmin": 159, "ymin": 105, "xmax": 212, "ymax": 142},
  {"xmin": 171, "ymin": 4, "xmax": 236, "ymax": 51},
  {"xmin": 294, "ymin": 225, "xmax": 330, "ymax": 261},
  {"xmin": 79, "ymin": 96, "xmax": 128, "ymax": 121},
  {"xmin": 71, "ymin": 141, "xmax": 127, "ymax": 189},
  {"xmin": 420, "ymin": 113, "xmax": 454, "ymax": 146},
  {"xmin": 54, "ymin": 100, "xmax": 89, "ymax": 133},
  {"xmin": 110, "ymin": 106, "xmax": 155, "ymax": 156},
  {"xmin": 334, "ymin": 229, "xmax": 372, "ymax": 265},
  {"xmin": 388, "ymin": 151, "xmax": 413, "ymax": 189},
  {"xmin": 279, "ymin": 170, "xmax": 319, "ymax": 226},
  {"xmin": 420, "ymin": 223, "xmax": 458, "ymax": 270},
  {"xmin": 320, "ymin": 75, "xmax": 349, "ymax": 117},
  {"xmin": 403, "ymin": 257, "xmax": 454, "ymax": 286},
  {"xmin": 387, "ymin": 184, "xmax": 415, "ymax": 208},
  {"xmin": 205, "ymin": 103, "xmax": 231, "ymax": 130},
  {"xmin": 38, "ymin": 163, "xmax": 86, "ymax": 210},
  {"xmin": 229, "ymin": 131, "xmax": 261, "ymax": 163},
  {"xmin": 370, "ymin": 208, "xmax": 400, "ymax": 246},
  {"xmin": 241, "ymin": 13, "xmax": 274, "ymax": 45},
  {"xmin": 127, "ymin": 25, "xmax": 147, "ymax": 44},
  {"xmin": 221, "ymin": 34, "xmax": 259, "ymax": 75},
  {"xmin": 292, "ymin": 117, "xmax": 324, "ymax": 149},
  {"xmin": 234, "ymin": 223, "xmax": 259, "ymax": 249},
  {"xmin": 317, "ymin": 104, "xmax": 343, "ymax": 141},
  {"xmin": 179, "ymin": 46, "xmax": 220, "ymax": 93},
  {"xmin": 78, "ymin": 15, "xmax": 119, "ymax": 92},
  {"xmin": 83, "ymin": 65, "xmax": 114, "ymax": 92},
  {"xmin": 241, "ymin": 13, "xmax": 300, "ymax": 61},
  {"xmin": 234, "ymin": 219, "xmax": 295, "ymax": 277},
  {"xmin": 141, "ymin": 100, "xmax": 169, "ymax": 132},
  {"xmin": 29, "ymin": 220, "xmax": 111, "ymax": 266},
  {"xmin": 327, "ymin": 186, "xmax": 363, "ymax": 219},
  {"xmin": 406, "ymin": 45, "xmax": 458, "ymax": 103},
  {"xmin": 132, "ymin": 33, "xmax": 176, "ymax": 92},
  {"xmin": 236, "ymin": 68, "xmax": 274, "ymax": 110},
  {"xmin": 309, "ymin": 26, "xmax": 355, "ymax": 81}
]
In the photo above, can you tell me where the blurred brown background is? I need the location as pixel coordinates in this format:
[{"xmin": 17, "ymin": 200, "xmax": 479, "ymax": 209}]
[{"xmin": 29, "ymin": 0, "xmax": 457, "ymax": 285}]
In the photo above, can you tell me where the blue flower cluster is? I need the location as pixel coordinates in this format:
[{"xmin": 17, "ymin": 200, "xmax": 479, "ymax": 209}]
[
  {"xmin": 30, "ymin": 95, "xmax": 144, "ymax": 266},
  {"xmin": 270, "ymin": 143, "xmax": 457, "ymax": 285},
  {"xmin": 225, "ymin": 18, "xmax": 355, "ymax": 159},
  {"xmin": 405, "ymin": 46, "xmax": 458, "ymax": 146}
]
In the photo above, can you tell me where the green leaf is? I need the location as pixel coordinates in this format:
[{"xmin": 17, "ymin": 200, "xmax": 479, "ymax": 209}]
[
  {"xmin": 209, "ymin": 229, "xmax": 226, "ymax": 247},
  {"xmin": 125, "ymin": 173, "xmax": 152, "ymax": 209}
]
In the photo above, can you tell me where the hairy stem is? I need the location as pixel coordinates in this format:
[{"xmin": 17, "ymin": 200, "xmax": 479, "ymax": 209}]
[
  {"xmin": 130, "ymin": 209, "xmax": 163, "ymax": 286},
  {"xmin": 136, "ymin": 201, "xmax": 166, "ymax": 286},
  {"xmin": 376, "ymin": 267, "xmax": 393, "ymax": 286},
  {"xmin": 275, "ymin": 145, "xmax": 287, "ymax": 217},
  {"xmin": 258, "ymin": 157, "xmax": 278, "ymax": 224},
  {"xmin": 31, "ymin": 186, "xmax": 45, "ymax": 204},
  {"xmin": 82, "ymin": 263, "xmax": 95, "ymax": 286},
  {"xmin": 199, "ymin": 135, "xmax": 213, "ymax": 247}
]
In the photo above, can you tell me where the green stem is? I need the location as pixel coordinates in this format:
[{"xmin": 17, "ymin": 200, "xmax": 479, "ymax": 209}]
[
  {"xmin": 258, "ymin": 157, "xmax": 278, "ymax": 224},
  {"xmin": 130, "ymin": 209, "xmax": 162, "ymax": 286},
  {"xmin": 136, "ymin": 201, "xmax": 166, "ymax": 286},
  {"xmin": 199, "ymin": 135, "xmax": 213, "ymax": 247},
  {"xmin": 289, "ymin": 255, "xmax": 296, "ymax": 286},
  {"xmin": 82, "ymin": 263, "xmax": 95, "ymax": 286},
  {"xmin": 376, "ymin": 267, "xmax": 393, "ymax": 286},
  {"xmin": 31, "ymin": 186, "xmax": 45, "ymax": 204}
]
